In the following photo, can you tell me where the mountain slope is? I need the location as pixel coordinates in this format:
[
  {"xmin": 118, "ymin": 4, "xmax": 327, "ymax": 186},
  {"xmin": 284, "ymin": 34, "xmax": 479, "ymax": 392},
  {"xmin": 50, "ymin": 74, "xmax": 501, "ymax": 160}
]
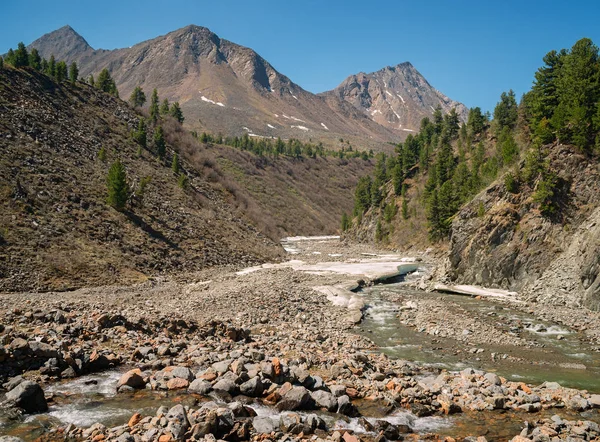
[
  {"xmin": 322, "ymin": 63, "xmax": 468, "ymax": 133},
  {"xmin": 0, "ymin": 66, "xmax": 282, "ymax": 291},
  {"xmin": 448, "ymin": 144, "xmax": 600, "ymax": 310},
  {"xmin": 28, "ymin": 25, "xmax": 467, "ymax": 148}
]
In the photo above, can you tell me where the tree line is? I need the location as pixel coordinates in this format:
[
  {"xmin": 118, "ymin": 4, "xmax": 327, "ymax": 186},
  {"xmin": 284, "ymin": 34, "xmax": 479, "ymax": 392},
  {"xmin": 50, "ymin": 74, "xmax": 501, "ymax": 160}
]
[
  {"xmin": 190, "ymin": 131, "xmax": 374, "ymax": 161},
  {"xmin": 2, "ymin": 41, "xmax": 119, "ymax": 97},
  {"xmin": 344, "ymin": 37, "xmax": 600, "ymax": 241}
]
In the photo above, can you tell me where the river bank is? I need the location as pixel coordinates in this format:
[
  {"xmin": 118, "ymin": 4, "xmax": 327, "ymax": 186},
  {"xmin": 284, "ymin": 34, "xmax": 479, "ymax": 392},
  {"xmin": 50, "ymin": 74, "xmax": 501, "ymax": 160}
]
[{"xmin": 1, "ymin": 237, "xmax": 600, "ymax": 441}]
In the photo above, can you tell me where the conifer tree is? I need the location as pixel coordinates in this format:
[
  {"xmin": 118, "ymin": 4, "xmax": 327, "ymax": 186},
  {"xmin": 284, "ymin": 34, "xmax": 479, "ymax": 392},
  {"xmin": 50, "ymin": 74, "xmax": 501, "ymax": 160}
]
[
  {"xmin": 341, "ymin": 213, "xmax": 350, "ymax": 232},
  {"xmin": 28, "ymin": 48, "xmax": 41, "ymax": 70},
  {"xmin": 154, "ymin": 126, "xmax": 166, "ymax": 158},
  {"xmin": 106, "ymin": 159, "xmax": 128, "ymax": 211},
  {"xmin": 129, "ymin": 86, "xmax": 146, "ymax": 108},
  {"xmin": 88, "ymin": 74, "xmax": 95, "ymax": 87},
  {"xmin": 170, "ymin": 102, "xmax": 184, "ymax": 123},
  {"xmin": 133, "ymin": 118, "xmax": 147, "ymax": 148},
  {"xmin": 171, "ymin": 152, "xmax": 179, "ymax": 174},
  {"xmin": 55, "ymin": 61, "xmax": 67, "ymax": 83},
  {"xmin": 47, "ymin": 55, "xmax": 56, "ymax": 77},
  {"xmin": 5, "ymin": 49, "xmax": 15, "ymax": 66},
  {"xmin": 69, "ymin": 62, "xmax": 78, "ymax": 83},
  {"xmin": 160, "ymin": 98, "xmax": 170, "ymax": 115},
  {"xmin": 13, "ymin": 42, "xmax": 29, "ymax": 68},
  {"xmin": 150, "ymin": 89, "xmax": 160, "ymax": 122},
  {"xmin": 0, "ymin": 56, "xmax": 3, "ymax": 70}
]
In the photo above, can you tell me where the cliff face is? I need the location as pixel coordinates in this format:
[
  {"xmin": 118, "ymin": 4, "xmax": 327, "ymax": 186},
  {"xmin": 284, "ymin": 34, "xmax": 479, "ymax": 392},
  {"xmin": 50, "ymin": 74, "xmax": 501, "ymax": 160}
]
[{"xmin": 447, "ymin": 145, "xmax": 600, "ymax": 309}]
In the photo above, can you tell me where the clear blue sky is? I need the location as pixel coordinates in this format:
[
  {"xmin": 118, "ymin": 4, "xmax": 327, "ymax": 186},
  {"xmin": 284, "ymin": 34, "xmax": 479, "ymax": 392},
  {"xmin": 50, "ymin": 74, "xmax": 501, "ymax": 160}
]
[{"xmin": 2, "ymin": 0, "xmax": 599, "ymax": 112}]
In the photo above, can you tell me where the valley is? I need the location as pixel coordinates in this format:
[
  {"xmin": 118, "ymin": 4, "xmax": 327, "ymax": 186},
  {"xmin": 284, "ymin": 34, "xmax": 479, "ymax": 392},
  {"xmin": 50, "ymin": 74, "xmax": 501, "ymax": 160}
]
[
  {"xmin": 1, "ymin": 13, "xmax": 600, "ymax": 442},
  {"xmin": 1, "ymin": 237, "xmax": 600, "ymax": 441}
]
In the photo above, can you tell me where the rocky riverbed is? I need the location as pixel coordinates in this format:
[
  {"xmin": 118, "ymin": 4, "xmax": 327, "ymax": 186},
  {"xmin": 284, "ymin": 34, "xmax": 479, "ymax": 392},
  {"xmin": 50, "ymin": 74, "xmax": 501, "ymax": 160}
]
[{"xmin": 1, "ymin": 237, "xmax": 600, "ymax": 441}]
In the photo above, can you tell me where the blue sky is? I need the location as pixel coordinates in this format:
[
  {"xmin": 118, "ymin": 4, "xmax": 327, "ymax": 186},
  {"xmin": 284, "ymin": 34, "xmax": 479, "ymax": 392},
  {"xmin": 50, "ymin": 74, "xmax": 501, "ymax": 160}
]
[{"xmin": 2, "ymin": 0, "xmax": 599, "ymax": 112}]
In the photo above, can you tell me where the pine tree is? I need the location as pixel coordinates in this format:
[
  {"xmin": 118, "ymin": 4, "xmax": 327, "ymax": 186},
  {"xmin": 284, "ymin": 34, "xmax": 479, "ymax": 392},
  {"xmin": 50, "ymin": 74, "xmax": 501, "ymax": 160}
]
[
  {"xmin": 96, "ymin": 68, "xmax": 118, "ymax": 96},
  {"xmin": 0, "ymin": 56, "xmax": 3, "ymax": 70},
  {"xmin": 402, "ymin": 198, "xmax": 409, "ymax": 220},
  {"xmin": 493, "ymin": 90, "xmax": 518, "ymax": 133},
  {"xmin": 88, "ymin": 74, "xmax": 95, "ymax": 87},
  {"xmin": 178, "ymin": 173, "xmax": 189, "ymax": 189},
  {"xmin": 55, "ymin": 61, "xmax": 67, "ymax": 83},
  {"xmin": 5, "ymin": 49, "xmax": 15, "ymax": 66},
  {"xmin": 154, "ymin": 126, "xmax": 166, "ymax": 158},
  {"xmin": 150, "ymin": 88, "xmax": 160, "ymax": 122},
  {"xmin": 375, "ymin": 219, "xmax": 383, "ymax": 242},
  {"xmin": 341, "ymin": 213, "xmax": 351, "ymax": 232},
  {"xmin": 171, "ymin": 153, "xmax": 179, "ymax": 174},
  {"xmin": 129, "ymin": 86, "xmax": 146, "ymax": 108},
  {"xmin": 106, "ymin": 159, "xmax": 128, "ymax": 211},
  {"xmin": 133, "ymin": 118, "xmax": 147, "ymax": 148},
  {"xmin": 98, "ymin": 146, "xmax": 107, "ymax": 162},
  {"xmin": 160, "ymin": 98, "xmax": 170, "ymax": 115},
  {"xmin": 13, "ymin": 42, "xmax": 29, "ymax": 68},
  {"xmin": 47, "ymin": 55, "xmax": 56, "ymax": 77},
  {"xmin": 29, "ymin": 48, "xmax": 41, "ymax": 70},
  {"xmin": 69, "ymin": 62, "xmax": 79, "ymax": 83},
  {"xmin": 170, "ymin": 102, "xmax": 184, "ymax": 123}
]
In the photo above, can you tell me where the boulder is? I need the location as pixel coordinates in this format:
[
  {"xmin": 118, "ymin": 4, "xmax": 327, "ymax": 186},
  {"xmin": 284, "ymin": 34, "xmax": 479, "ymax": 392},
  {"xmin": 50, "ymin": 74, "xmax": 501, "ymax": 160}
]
[
  {"xmin": 167, "ymin": 378, "xmax": 190, "ymax": 390},
  {"xmin": 239, "ymin": 376, "xmax": 264, "ymax": 397},
  {"xmin": 28, "ymin": 341, "xmax": 60, "ymax": 358},
  {"xmin": 188, "ymin": 379, "xmax": 212, "ymax": 395},
  {"xmin": 166, "ymin": 404, "xmax": 190, "ymax": 441},
  {"xmin": 276, "ymin": 386, "xmax": 312, "ymax": 411},
  {"xmin": 118, "ymin": 369, "xmax": 146, "ymax": 389},
  {"xmin": 252, "ymin": 416, "xmax": 275, "ymax": 434},
  {"xmin": 337, "ymin": 395, "xmax": 359, "ymax": 417},
  {"xmin": 311, "ymin": 390, "xmax": 338, "ymax": 411},
  {"xmin": 5, "ymin": 381, "xmax": 48, "ymax": 413},
  {"xmin": 213, "ymin": 378, "xmax": 237, "ymax": 394}
]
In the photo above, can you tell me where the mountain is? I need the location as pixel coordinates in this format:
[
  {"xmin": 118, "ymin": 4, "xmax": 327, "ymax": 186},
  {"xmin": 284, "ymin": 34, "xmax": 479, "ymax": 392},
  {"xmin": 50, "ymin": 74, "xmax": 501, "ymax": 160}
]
[
  {"xmin": 323, "ymin": 63, "xmax": 469, "ymax": 133},
  {"xmin": 28, "ymin": 25, "xmax": 467, "ymax": 148},
  {"xmin": 0, "ymin": 63, "xmax": 376, "ymax": 291}
]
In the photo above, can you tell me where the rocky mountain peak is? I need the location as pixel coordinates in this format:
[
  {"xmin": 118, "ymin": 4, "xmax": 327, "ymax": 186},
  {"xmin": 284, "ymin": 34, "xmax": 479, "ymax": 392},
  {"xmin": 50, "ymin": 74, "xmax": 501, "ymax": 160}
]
[
  {"xmin": 325, "ymin": 61, "xmax": 468, "ymax": 133},
  {"xmin": 28, "ymin": 25, "xmax": 93, "ymax": 59}
]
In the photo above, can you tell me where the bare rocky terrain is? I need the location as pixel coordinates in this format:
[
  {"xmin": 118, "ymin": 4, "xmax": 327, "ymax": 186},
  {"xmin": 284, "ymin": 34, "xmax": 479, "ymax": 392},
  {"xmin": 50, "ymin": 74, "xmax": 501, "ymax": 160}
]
[{"xmin": 1, "ymin": 238, "xmax": 600, "ymax": 441}]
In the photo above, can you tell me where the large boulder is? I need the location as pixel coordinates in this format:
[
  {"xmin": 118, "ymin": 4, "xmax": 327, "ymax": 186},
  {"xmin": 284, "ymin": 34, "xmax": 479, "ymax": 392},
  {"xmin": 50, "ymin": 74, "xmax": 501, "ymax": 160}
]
[
  {"xmin": 188, "ymin": 379, "xmax": 212, "ymax": 395},
  {"xmin": 5, "ymin": 381, "xmax": 48, "ymax": 413},
  {"xmin": 239, "ymin": 376, "xmax": 264, "ymax": 397},
  {"xmin": 118, "ymin": 369, "xmax": 146, "ymax": 389},
  {"xmin": 276, "ymin": 386, "xmax": 312, "ymax": 411},
  {"xmin": 310, "ymin": 390, "xmax": 338, "ymax": 411}
]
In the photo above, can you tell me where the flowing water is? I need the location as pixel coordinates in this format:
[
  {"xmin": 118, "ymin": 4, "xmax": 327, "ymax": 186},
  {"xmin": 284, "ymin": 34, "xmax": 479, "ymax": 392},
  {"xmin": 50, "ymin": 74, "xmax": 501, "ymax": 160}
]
[{"xmin": 356, "ymin": 270, "xmax": 600, "ymax": 392}]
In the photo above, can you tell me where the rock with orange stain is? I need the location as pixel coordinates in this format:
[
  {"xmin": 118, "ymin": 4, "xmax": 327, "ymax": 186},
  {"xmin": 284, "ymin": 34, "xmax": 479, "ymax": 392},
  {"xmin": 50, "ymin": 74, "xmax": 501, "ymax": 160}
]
[
  {"xmin": 92, "ymin": 435, "xmax": 105, "ymax": 441},
  {"xmin": 342, "ymin": 431, "xmax": 359, "ymax": 442},
  {"xmin": 118, "ymin": 369, "xmax": 146, "ymax": 389},
  {"xmin": 167, "ymin": 378, "xmax": 190, "ymax": 390},
  {"xmin": 346, "ymin": 387, "xmax": 359, "ymax": 398},
  {"xmin": 158, "ymin": 435, "xmax": 172, "ymax": 442},
  {"xmin": 272, "ymin": 357, "xmax": 282, "ymax": 376},
  {"xmin": 128, "ymin": 412, "xmax": 142, "ymax": 427}
]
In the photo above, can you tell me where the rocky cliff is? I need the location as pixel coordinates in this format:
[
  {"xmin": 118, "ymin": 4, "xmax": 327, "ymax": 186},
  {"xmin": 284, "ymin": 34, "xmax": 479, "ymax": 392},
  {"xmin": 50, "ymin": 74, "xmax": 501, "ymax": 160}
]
[
  {"xmin": 322, "ymin": 63, "xmax": 468, "ymax": 133},
  {"xmin": 447, "ymin": 144, "xmax": 600, "ymax": 309}
]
